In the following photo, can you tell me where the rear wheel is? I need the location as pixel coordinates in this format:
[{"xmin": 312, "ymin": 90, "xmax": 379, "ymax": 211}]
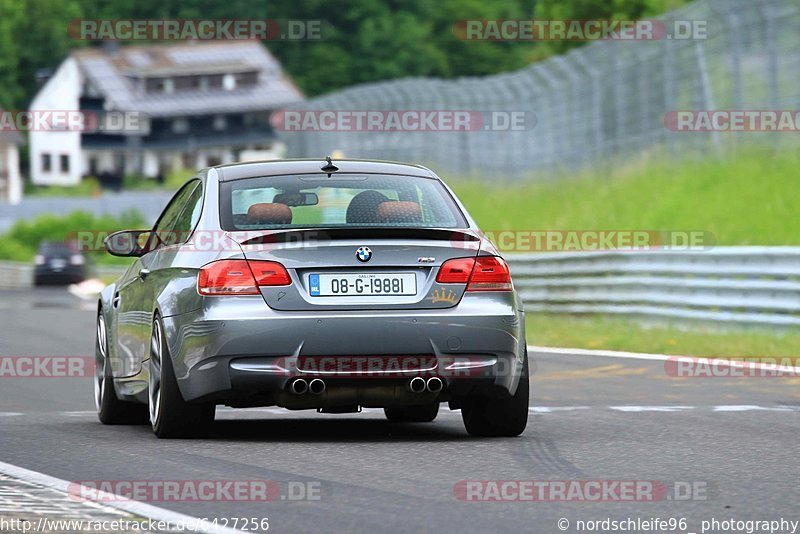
[
  {"xmin": 384, "ymin": 402, "xmax": 440, "ymax": 423},
  {"xmin": 462, "ymin": 351, "xmax": 529, "ymax": 437},
  {"xmin": 149, "ymin": 316, "xmax": 215, "ymax": 438},
  {"xmin": 95, "ymin": 313, "xmax": 148, "ymax": 424}
]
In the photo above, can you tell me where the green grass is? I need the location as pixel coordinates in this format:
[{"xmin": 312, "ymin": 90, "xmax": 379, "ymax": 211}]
[
  {"xmin": 122, "ymin": 170, "xmax": 195, "ymax": 191},
  {"xmin": 450, "ymin": 145, "xmax": 799, "ymax": 354},
  {"xmin": 449, "ymin": 145, "xmax": 800, "ymax": 245},
  {"xmin": 0, "ymin": 210, "xmax": 146, "ymax": 265},
  {"xmin": 24, "ymin": 177, "xmax": 102, "ymax": 197},
  {"xmin": 526, "ymin": 313, "xmax": 800, "ymax": 358},
  {"xmin": 25, "ymin": 171, "xmax": 195, "ymax": 197}
]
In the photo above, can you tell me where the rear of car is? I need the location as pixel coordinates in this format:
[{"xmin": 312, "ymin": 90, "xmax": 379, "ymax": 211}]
[
  {"xmin": 99, "ymin": 159, "xmax": 529, "ymax": 438},
  {"xmin": 179, "ymin": 163, "xmax": 526, "ymax": 432},
  {"xmin": 34, "ymin": 241, "xmax": 86, "ymax": 285}
]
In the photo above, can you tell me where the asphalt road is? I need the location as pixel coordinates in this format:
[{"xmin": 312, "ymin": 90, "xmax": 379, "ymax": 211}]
[{"xmin": 1, "ymin": 288, "xmax": 799, "ymax": 534}]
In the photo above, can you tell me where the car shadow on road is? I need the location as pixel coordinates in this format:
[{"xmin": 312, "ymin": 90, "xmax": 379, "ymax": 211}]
[{"xmin": 205, "ymin": 418, "xmax": 471, "ymax": 443}]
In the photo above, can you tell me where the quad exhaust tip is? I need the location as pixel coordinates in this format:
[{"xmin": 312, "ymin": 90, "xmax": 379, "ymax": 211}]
[
  {"xmin": 290, "ymin": 378, "xmax": 308, "ymax": 395},
  {"xmin": 426, "ymin": 377, "xmax": 443, "ymax": 393},
  {"xmin": 309, "ymin": 378, "xmax": 326, "ymax": 395},
  {"xmin": 408, "ymin": 376, "xmax": 426, "ymax": 393}
]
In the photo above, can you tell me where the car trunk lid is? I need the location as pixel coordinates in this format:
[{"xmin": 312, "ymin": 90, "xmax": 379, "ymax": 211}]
[{"xmin": 230, "ymin": 228, "xmax": 481, "ymax": 311}]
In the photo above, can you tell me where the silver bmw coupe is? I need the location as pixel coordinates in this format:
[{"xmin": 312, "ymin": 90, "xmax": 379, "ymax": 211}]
[{"xmin": 95, "ymin": 159, "xmax": 529, "ymax": 438}]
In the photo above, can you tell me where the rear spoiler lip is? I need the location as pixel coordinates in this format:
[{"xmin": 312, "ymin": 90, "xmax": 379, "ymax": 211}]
[{"xmin": 231, "ymin": 227, "xmax": 482, "ymax": 246}]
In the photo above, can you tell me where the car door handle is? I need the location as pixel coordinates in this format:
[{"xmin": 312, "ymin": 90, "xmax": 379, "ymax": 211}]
[{"xmin": 138, "ymin": 268, "xmax": 151, "ymax": 280}]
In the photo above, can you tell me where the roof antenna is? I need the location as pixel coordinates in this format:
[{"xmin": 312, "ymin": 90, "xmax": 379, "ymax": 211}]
[{"xmin": 321, "ymin": 156, "xmax": 339, "ymax": 176}]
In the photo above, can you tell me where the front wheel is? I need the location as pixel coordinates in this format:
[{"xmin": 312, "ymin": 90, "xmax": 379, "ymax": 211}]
[
  {"xmin": 149, "ymin": 316, "xmax": 215, "ymax": 438},
  {"xmin": 461, "ymin": 351, "xmax": 529, "ymax": 437}
]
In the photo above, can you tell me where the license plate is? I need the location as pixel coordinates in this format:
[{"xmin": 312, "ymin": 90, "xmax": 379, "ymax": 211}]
[
  {"xmin": 50, "ymin": 259, "xmax": 67, "ymax": 270},
  {"xmin": 309, "ymin": 273, "xmax": 416, "ymax": 297}
]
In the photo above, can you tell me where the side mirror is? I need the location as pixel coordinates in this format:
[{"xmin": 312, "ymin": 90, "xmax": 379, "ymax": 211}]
[{"xmin": 103, "ymin": 230, "xmax": 152, "ymax": 257}]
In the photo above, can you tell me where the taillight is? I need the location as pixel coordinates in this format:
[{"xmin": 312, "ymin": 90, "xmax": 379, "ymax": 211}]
[
  {"xmin": 467, "ymin": 256, "xmax": 512, "ymax": 291},
  {"xmin": 248, "ymin": 260, "xmax": 291, "ymax": 286},
  {"xmin": 436, "ymin": 256, "xmax": 512, "ymax": 292},
  {"xmin": 198, "ymin": 260, "xmax": 290, "ymax": 295},
  {"xmin": 436, "ymin": 257, "xmax": 474, "ymax": 284}
]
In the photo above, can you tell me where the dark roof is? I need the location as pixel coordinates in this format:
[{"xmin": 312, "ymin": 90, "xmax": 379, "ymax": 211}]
[
  {"xmin": 82, "ymin": 128, "xmax": 276, "ymax": 151},
  {"xmin": 214, "ymin": 158, "xmax": 436, "ymax": 181},
  {"xmin": 72, "ymin": 41, "xmax": 304, "ymax": 118}
]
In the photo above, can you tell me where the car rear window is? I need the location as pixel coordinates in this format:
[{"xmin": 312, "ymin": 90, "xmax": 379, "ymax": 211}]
[
  {"xmin": 219, "ymin": 174, "xmax": 468, "ymax": 230},
  {"xmin": 38, "ymin": 242, "xmax": 76, "ymax": 254}
]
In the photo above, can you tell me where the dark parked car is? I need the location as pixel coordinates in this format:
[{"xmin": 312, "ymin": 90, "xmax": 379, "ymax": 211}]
[
  {"xmin": 33, "ymin": 241, "xmax": 86, "ymax": 285},
  {"xmin": 96, "ymin": 158, "xmax": 530, "ymax": 438}
]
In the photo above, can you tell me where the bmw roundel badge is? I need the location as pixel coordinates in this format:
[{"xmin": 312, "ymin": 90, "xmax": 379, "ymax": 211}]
[{"xmin": 356, "ymin": 246, "xmax": 372, "ymax": 263}]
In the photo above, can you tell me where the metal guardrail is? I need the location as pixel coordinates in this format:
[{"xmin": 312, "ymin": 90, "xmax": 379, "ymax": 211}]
[
  {"xmin": 507, "ymin": 247, "xmax": 800, "ymax": 326},
  {"xmin": 2, "ymin": 249, "xmax": 799, "ymax": 327},
  {"xmin": 0, "ymin": 262, "xmax": 128, "ymax": 289},
  {"xmin": 0, "ymin": 261, "xmax": 32, "ymax": 288}
]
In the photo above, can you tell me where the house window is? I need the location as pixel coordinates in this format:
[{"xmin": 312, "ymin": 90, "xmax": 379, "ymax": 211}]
[
  {"xmin": 238, "ymin": 71, "xmax": 258, "ymax": 87},
  {"xmin": 172, "ymin": 118, "xmax": 189, "ymax": 134},
  {"xmin": 42, "ymin": 154, "xmax": 52, "ymax": 172},
  {"xmin": 60, "ymin": 155, "xmax": 70, "ymax": 173},
  {"xmin": 223, "ymin": 74, "xmax": 236, "ymax": 91},
  {"xmin": 146, "ymin": 77, "xmax": 175, "ymax": 94}
]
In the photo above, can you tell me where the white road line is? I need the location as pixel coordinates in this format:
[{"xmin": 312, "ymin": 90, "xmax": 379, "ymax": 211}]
[
  {"xmin": 713, "ymin": 405, "xmax": 798, "ymax": 412},
  {"xmin": 528, "ymin": 406, "xmax": 589, "ymax": 413},
  {"xmin": 610, "ymin": 406, "xmax": 695, "ymax": 412},
  {"xmin": 0, "ymin": 461, "xmax": 244, "ymax": 534},
  {"xmin": 529, "ymin": 345, "xmax": 675, "ymax": 363},
  {"xmin": 528, "ymin": 345, "xmax": 800, "ymax": 374},
  {"xmin": 24, "ymin": 405, "xmax": 800, "ymax": 418},
  {"xmin": 0, "ymin": 412, "xmax": 22, "ymax": 417}
]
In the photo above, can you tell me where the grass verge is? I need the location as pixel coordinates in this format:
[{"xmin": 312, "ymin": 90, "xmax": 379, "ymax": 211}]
[
  {"xmin": 526, "ymin": 313, "xmax": 800, "ymax": 358},
  {"xmin": 449, "ymin": 145, "xmax": 800, "ymax": 246}
]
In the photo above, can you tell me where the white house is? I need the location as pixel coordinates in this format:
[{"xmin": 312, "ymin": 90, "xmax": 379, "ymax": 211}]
[
  {"xmin": 29, "ymin": 41, "xmax": 304, "ymax": 186},
  {"xmin": 0, "ymin": 127, "xmax": 23, "ymax": 204}
]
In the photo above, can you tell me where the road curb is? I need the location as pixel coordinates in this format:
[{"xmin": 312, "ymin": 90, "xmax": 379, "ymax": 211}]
[{"xmin": 0, "ymin": 460, "xmax": 245, "ymax": 534}]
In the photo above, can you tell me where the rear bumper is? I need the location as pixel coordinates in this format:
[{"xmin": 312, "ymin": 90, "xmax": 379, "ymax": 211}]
[
  {"xmin": 161, "ymin": 292, "xmax": 526, "ymax": 407},
  {"xmin": 33, "ymin": 266, "xmax": 85, "ymax": 284}
]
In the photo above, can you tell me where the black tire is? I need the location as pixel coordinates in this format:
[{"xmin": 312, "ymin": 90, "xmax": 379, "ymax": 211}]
[
  {"xmin": 384, "ymin": 402, "xmax": 440, "ymax": 423},
  {"xmin": 149, "ymin": 316, "xmax": 215, "ymax": 438},
  {"xmin": 95, "ymin": 313, "xmax": 148, "ymax": 425},
  {"xmin": 462, "ymin": 351, "xmax": 529, "ymax": 437}
]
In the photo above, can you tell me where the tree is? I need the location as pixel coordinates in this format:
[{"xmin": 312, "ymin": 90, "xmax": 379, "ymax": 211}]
[{"xmin": 534, "ymin": 0, "xmax": 693, "ymax": 54}]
